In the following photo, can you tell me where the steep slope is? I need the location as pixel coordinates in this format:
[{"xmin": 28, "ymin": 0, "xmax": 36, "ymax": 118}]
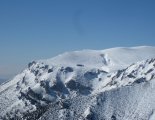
[
  {"xmin": 0, "ymin": 46, "xmax": 155, "ymax": 120},
  {"xmin": 90, "ymin": 58, "xmax": 155, "ymax": 120},
  {"xmin": 39, "ymin": 58, "xmax": 155, "ymax": 120}
]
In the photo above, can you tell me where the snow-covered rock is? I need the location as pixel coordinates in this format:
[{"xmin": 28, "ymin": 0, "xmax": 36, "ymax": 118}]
[{"xmin": 0, "ymin": 46, "xmax": 155, "ymax": 120}]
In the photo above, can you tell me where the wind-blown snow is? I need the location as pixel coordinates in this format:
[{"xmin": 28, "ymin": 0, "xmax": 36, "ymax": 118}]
[{"xmin": 0, "ymin": 46, "xmax": 155, "ymax": 120}]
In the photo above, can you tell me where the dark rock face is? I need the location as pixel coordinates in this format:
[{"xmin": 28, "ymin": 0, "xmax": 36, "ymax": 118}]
[
  {"xmin": 64, "ymin": 67, "xmax": 74, "ymax": 72},
  {"xmin": 48, "ymin": 68, "xmax": 53, "ymax": 73},
  {"xmin": 134, "ymin": 77, "xmax": 147, "ymax": 84},
  {"xmin": 51, "ymin": 80, "xmax": 69, "ymax": 94},
  {"xmin": 127, "ymin": 73, "xmax": 136, "ymax": 78},
  {"xmin": 77, "ymin": 64, "xmax": 84, "ymax": 67},
  {"xmin": 65, "ymin": 80, "xmax": 77, "ymax": 91},
  {"xmin": 22, "ymin": 106, "xmax": 48, "ymax": 120},
  {"xmin": 111, "ymin": 115, "xmax": 116, "ymax": 120},
  {"xmin": 145, "ymin": 69, "xmax": 154, "ymax": 74},
  {"xmin": 66, "ymin": 80, "xmax": 92, "ymax": 95},
  {"xmin": 60, "ymin": 67, "xmax": 74, "ymax": 73},
  {"xmin": 84, "ymin": 71, "xmax": 98, "ymax": 80},
  {"xmin": 85, "ymin": 110, "xmax": 96, "ymax": 120},
  {"xmin": 28, "ymin": 61, "xmax": 36, "ymax": 68}
]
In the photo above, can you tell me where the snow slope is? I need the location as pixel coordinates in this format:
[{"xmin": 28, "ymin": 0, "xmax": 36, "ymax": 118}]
[
  {"xmin": 43, "ymin": 46, "xmax": 155, "ymax": 71},
  {"xmin": 0, "ymin": 46, "xmax": 155, "ymax": 120}
]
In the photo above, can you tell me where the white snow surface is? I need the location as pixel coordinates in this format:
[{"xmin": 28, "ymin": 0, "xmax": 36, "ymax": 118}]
[
  {"xmin": 42, "ymin": 46, "xmax": 155, "ymax": 71},
  {"xmin": 0, "ymin": 46, "xmax": 155, "ymax": 120}
]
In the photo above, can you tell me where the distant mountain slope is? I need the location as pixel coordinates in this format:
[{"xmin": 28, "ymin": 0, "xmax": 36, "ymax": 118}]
[
  {"xmin": 0, "ymin": 46, "xmax": 155, "ymax": 120},
  {"xmin": 0, "ymin": 78, "xmax": 7, "ymax": 85}
]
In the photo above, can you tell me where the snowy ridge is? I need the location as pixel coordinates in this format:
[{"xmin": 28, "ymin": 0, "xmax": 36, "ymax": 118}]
[
  {"xmin": 0, "ymin": 46, "xmax": 155, "ymax": 120},
  {"xmin": 95, "ymin": 58, "xmax": 155, "ymax": 93},
  {"xmin": 39, "ymin": 46, "xmax": 155, "ymax": 71}
]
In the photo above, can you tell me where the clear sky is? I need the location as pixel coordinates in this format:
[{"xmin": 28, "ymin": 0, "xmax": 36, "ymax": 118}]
[{"xmin": 0, "ymin": 0, "xmax": 155, "ymax": 79}]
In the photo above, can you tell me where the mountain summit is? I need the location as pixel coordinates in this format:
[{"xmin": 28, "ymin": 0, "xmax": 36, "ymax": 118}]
[{"xmin": 0, "ymin": 46, "xmax": 155, "ymax": 120}]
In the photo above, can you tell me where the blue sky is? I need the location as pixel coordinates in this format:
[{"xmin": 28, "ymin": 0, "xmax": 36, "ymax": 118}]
[{"xmin": 0, "ymin": 0, "xmax": 155, "ymax": 79}]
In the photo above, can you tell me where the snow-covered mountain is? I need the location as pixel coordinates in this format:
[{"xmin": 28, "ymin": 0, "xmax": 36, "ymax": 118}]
[{"xmin": 0, "ymin": 46, "xmax": 155, "ymax": 120}]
